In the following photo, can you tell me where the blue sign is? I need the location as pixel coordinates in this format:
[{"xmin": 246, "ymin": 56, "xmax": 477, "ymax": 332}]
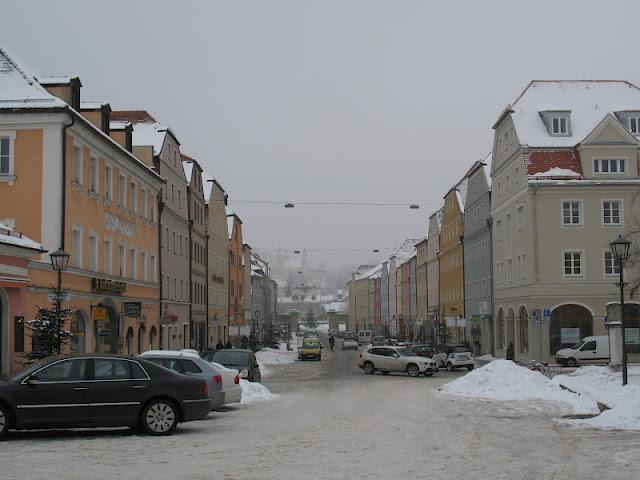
[
  {"xmin": 98, "ymin": 330, "xmax": 111, "ymax": 337},
  {"xmin": 543, "ymin": 309, "xmax": 551, "ymax": 322}
]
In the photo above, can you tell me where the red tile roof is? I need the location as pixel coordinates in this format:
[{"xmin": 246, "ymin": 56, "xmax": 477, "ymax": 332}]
[{"xmin": 526, "ymin": 149, "xmax": 583, "ymax": 177}]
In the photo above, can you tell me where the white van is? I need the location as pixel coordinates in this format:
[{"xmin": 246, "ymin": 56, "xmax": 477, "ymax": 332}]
[
  {"xmin": 555, "ymin": 335, "xmax": 610, "ymax": 367},
  {"xmin": 357, "ymin": 330, "xmax": 372, "ymax": 345}
]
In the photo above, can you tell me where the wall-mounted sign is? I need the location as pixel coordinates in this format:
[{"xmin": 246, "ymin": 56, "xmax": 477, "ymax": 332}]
[
  {"xmin": 92, "ymin": 278, "xmax": 126, "ymax": 295},
  {"xmin": 93, "ymin": 306, "xmax": 108, "ymax": 321},
  {"xmin": 124, "ymin": 302, "xmax": 142, "ymax": 318},
  {"xmin": 560, "ymin": 327, "xmax": 580, "ymax": 344},
  {"xmin": 105, "ymin": 212, "xmax": 136, "ymax": 238}
]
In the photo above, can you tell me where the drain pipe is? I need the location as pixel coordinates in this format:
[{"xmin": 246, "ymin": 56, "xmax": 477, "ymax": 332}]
[{"xmin": 60, "ymin": 110, "xmax": 75, "ymax": 250}]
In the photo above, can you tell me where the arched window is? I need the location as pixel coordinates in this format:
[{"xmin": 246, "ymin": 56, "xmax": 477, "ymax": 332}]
[
  {"xmin": 519, "ymin": 307, "xmax": 529, "ymax": 353},
  {"xmin": 549, "ymin": 304, "xmax": 593, "ymax": 355},
  {"xmin": 497, "ymin": 308, "xmax": 505, "ymax": 350},
  {"xmin": 125, "ymin": 327, "xmax": 134, "ymax": 356},
  {"xmin": 70, "ymin": 311, "xmax": 86, "ymax": 353},
  {"xmin": 149, "ymin": 326, "xmax": 158, "ymax": 350},
  {"xmin": 138, "ymin": 324, "xmax": 146, "ymax": 354}
]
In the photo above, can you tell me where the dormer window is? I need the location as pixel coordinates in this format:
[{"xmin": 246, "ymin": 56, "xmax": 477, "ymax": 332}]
[
  {"xmin": 551, "ymin": 116, "xmax": 569, "ymax": 135},
  {"xmin": 629, "ymin": 117, "xmax": 640, "ymax": 134},
  {"xmin": 540, "ymin": 110, "xmax": 571, "ymax": 137}
]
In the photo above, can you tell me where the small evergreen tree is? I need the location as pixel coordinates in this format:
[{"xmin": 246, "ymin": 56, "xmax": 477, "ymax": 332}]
[{"xmin": 25, "ymin": 298, "xmax": 73, "ymax": 362}]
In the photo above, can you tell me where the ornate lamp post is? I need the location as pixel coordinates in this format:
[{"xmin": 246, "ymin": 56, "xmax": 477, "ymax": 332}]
[
  {"xmin": 49, "ymin": 249, "xmax": 70, "ymax": 354},
  {"xmin": 610, "ymin": 235, "xmax": 631, "ymax": 386}
]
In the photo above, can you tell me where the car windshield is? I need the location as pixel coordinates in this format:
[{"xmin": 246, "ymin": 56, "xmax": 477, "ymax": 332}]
[
  {"xmin": 452, "ymin": 346, "xmax": 469, "ymax": 353},
  {"xmin": 303, "ymin": 341, "xmax": 319, "ymax": 348},
  {"xmin": 397, "ymin": 348, "xmax": 414, "ymax": 357},
  {"xmin": 571, "ymin": 341, "xmax": 584, "ymax": 349},
  {"xmin": 212, "ymin": 350, "xmax": 250, "ymax": 367}
]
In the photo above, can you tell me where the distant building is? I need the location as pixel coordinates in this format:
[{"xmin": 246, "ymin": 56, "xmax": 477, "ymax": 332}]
[{"xmin": 426, "ymin": 210, "xmax": 443, "ymax": 344}]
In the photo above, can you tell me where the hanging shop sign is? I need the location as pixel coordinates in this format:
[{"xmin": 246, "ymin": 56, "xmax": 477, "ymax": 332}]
[
  {"xmin": 91, "ymin": 278, "xmax": 127, "ymax": 295},
  {"xmin": 93, "ymin": 306, "xmax": 108, "ymax": 321},
  {"xmin": 124, "ymin": 302, "xmax": 142, "ymax": 318}
]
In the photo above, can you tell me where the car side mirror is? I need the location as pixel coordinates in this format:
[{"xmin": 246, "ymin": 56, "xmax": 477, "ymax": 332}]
[{"xmin": 26, "ymin": 375, "xmax": 40, "ymax": 385}]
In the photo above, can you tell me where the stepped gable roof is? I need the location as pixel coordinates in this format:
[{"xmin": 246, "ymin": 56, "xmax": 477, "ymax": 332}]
[
  {"xmin": 526, "ymin": 149, "xmax": 583, "ymax": 179},
  {"xmin": 0, "ymin": 48, "xmax": 66, "ymax": 109},
  {"xmin": 504, "ymin": 80, "xmax": 640, "ymax": 147},
  {"xmin": 111, "ymin": 110, "xmax": 180, "ymax": 156}
]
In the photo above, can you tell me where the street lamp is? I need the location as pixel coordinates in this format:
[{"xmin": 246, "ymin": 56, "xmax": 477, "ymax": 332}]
[
  {"xmin": 610, "ymin": 235, "xmax": 631, "ymax": 386},
  {"xmin": 49, "ymin": 249, "xmax": 70, "ymax": 354}
]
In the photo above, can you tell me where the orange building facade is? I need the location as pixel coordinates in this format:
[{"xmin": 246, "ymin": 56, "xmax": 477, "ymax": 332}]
[{"xmin": 0, "ymin": 52, "xmax": 164, "ymax": 372}]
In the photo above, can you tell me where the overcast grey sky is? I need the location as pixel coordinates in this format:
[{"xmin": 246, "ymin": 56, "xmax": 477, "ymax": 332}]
[{"xmin": 3, "ymin": 0, "xmax": 639, "ymax": 273}]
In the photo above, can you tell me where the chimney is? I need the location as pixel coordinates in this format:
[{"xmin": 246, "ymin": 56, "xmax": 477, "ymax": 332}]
[
  {"xmin": 109, "ymin": 121, "xmax": 134, "ymax": 153},
  {"xmin": 79, "ymin": 102, "xmax": 112, "ymax": 134},
  {"xmin": 38, "ymin": 76, "xmax": 82, "ymax": 110}
]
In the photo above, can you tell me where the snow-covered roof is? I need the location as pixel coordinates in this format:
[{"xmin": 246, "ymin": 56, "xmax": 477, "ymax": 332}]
[
  {"xmin": 0, "ymin": 48, "xmax": 66, "ymax": 109},
  {"xmin": 390, "ymin": 238, "xmax": 423, "ymax": 265},
  {"xmin": 80, "ymin": 101, "xmax": 108, "ymax": 110},
  {"xmin": 354, "ymin": 263, "xmax": 382, "ymax": 281},
  {"xmin": 507, "ymin": 80, "xmax": 640, "ymax": 147},
  {"xmin": 529, "ymin": 167, "xmax": 582, "ymax": 179},
  {"xmin": 129, "ymin": 121, "xmax": 167, "ymax": 156},
  {"xmin": 455, "ymin": 176, "xmax": 469, "ymax": 212},
  {"xmin": 0, "ymin": 222, "xmax": 43, "ymax": 251},
  {"xmin": 227, "ymin": 215, "xmax": 235, "ymax": 239},
  {"xmin": 322, "ymin": 301, "xmax": 347, "ymax": 313},
  {"xmin": 109, "ymin": 120, "xmax": 130, "ymax": 130},
  {"xmin": 36, "ymin": 75, "xmax": 78, "ymax": 85}
]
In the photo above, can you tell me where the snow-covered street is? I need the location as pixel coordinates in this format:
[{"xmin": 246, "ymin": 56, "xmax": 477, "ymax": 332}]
[{"xmin": 1, "ymin": 343, "xmax": 640, "ymax": 479}]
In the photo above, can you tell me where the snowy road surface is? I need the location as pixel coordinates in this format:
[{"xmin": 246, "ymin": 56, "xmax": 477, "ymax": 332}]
[{"xmin": 1, "ymin": 340, "xmax": 640, "ymax": 480}]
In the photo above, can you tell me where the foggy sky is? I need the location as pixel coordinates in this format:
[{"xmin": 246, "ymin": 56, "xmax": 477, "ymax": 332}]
[{"xmin": 3, "ymin": 0, "xmax": 639, "ymax": 274}]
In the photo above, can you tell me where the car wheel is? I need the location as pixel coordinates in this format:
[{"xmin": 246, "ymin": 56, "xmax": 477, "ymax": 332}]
[
  {"xmin": 363, "ymin": 361, "xmax": 375, "ymax": 375},
  {"xmin": 467, "ymin": 365, "xmax": 474, "ymax": 371},
  {"xmin": 407, "ymin": 364, "xmax": 420, "ymax": 377},
  {"xmin": 0, "ymin": 404, "xmax": 10, "ymax": 439},
  {"xmin": 142, "ymin": 399, "xmax": 178, "ymax": 436},
  {"xmin": 566, "ymin": 358, "xmax": 577, "ymax": 368},
  {"xmin": 447, "ymin": 363, "xmax": 454, "ymax": 372}
]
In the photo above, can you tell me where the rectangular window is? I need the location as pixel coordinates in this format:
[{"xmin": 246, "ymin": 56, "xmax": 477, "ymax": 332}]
[
  {"xmin": 562, "ymin": 201, "xmax": 581, "ymax": 226},
  {"xmin": 140, "ymin": 251, "xmax": 147, "ymax": 281},
  {"xmin": 603, "ymin": 200, "xmax": 622, "ymax": 225},
  {"xmin": 151, "ymin": 194, "xmax": 157, "ymax": 221},
  {"xmin": 164, "ymin": 227, "xmax": 169, "ymax": 250},
  {"xmin": 604, "ymin": 251, "xmax": 621, "ymax": 276},
  {"xmin": 594, "ymin": 158, "xmax": 626, "ymax": 174},
  {"xmin": 129, "ymin": 248, "xmax": 136, "ymax": 279},
  {"xmin": 104, "ymin": 166, "xmax": 112, "ymax": 200},
  {"xmin": 516, "ymin": 205, "xmax": 524, "ymax": 231},
  {"xmin": 179, "ymin": 234, "xmax": 183, "ymax": 256},
  {"xmin": 563, "ymin": 251, "xmax": 583, "ymax": 277},
  {"xmin": 14, "ymin": 316, "xmax": 24, "ymax": 353},
  {"xmin": 0, "ymin": 137, "xmax": 10, "ymax": 175},
  {"xmin": 140, "ymin": 189, "xmax": 147, "ymax": 218},
  {"xmin": 507, "ymin": 258, "xmax": 513, "ymax": 282},
  {"xmin": 150, "ymin": 255, "xmax": 157, "ymax": 283},
  {"xmin": 89, "ymin": 156, "xmax": 98, "ymax": 193},
  {"xmin": 104, "ymin": 238, "xmax": 112, "ymax": 275},
  {"xmin": 173, "ymin": 231, "xmax": 176, "ymax": 253},
  {"xmin": 551, "ymin": 116, "xmax": 568, "ymax": 135},
  {"xmin": 118, "ymin": 243, "xmax": 126, "ymax": 277},
  {"xmin": 73, "ymin": 145, "xmax": 83, "ymax": 184},
  {"xmin": 130, "ymin": 182, "xmax": 137, "ymax": 213},
  {"xmin": 174, "ymin": 278, "xmax": 177, "ymax": 299},
  {"xmin": 630, "ymin": 117, "xmax": 640, "ymax": 134},
  {"xmin": 89, "ymin": 233, "xmax": 98, "ymax": 272},
  {"xmin": 71, "ymin": 227, "xmax": 82, "ymax": 268},
  {"xmin": 119, "ymin": 174, "xmax": 126, "ymax": 207},
  {"xmin": 496, "ymin": 220, "xmax": 502, "ymax": 240}
]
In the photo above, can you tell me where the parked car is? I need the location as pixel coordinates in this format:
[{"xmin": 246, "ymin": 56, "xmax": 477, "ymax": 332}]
[
  {"xmin": 371, "ymin": 336, "xmax": 386, "ymax": 346},
  {"xmin": 299, "ymin": 338, "xmax": 322, "ymax": 360},
  {"xmin": 433, "ymin": 344, "xmax": 474, "ymax": 371},
  {"xmin": 0, "ymin": 354, "xmax": 211, "ymax": 438},
  {"xmin": 358, "ymin": 346, "xmax": 438, "ymax": 377},
  {"xmin": 202, "ymin": 349, "xmax": 262, "ymax": 383},
  {"xmin": 357, "ymin": 330, "xmax": 373, "ymax": 345},
  {"xmin": 342, "ymin": 338, "xmax": 359, "ymax": 350},
  {"xmin": 384, "ymin": 338, "xmax": 399, "ymax": 346},
  {"xmin": 555, "ymin": 335, "xmax": 610, "ymax": 367},
  {"xmin": 139, "ymin": 350, "xmax": 232, "ymax": 409},
  {"xmin": 411, "ymin": 344, "xmax": 436, "ymax": 358}
]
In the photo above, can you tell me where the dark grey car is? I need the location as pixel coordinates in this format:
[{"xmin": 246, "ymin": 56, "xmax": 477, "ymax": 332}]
[
  {"xmin": 0, "ymin": 355, "xmax": 211, "ymax": 438},
  {"xmin": 203, "ymin": 349, "xmax": 261, "ymax": 383}
]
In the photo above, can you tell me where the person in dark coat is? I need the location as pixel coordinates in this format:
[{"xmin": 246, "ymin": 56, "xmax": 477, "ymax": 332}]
[
  {"xmin": 215, "ymin": 340, "xmax": 224, "ymax": 351},
  {"xmin": 225, "ymin": 340, "xmax": 233, "ymax": 349},
  {"xmin": 506, "ymin": 341, "xmax": 515, "ymax": 361}
]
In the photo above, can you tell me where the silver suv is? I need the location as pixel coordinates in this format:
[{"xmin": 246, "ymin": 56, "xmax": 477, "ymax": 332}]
[
  {"xmin": 433, "ymin": 344, "xmax": 474, "ymax": 371},
  {"xmin": 358, "ymin": 346, "xmax": 438, "ymax": 377}
]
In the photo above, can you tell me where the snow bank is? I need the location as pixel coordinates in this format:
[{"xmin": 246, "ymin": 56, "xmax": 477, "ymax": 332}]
[
  {"xmin": 240, "ymin": 380, "xmax": 278, "ymax": 403},
  {"xmin": 255, "ymin": 344, "xmax": 297, "ymax": 378},
  {"xmin": 440, "ymin": 360, "xmax": 599, "ymax": 415},
  {"xmin": 553, "ymin": 366, "xmax": 640, "ymax": 430}
]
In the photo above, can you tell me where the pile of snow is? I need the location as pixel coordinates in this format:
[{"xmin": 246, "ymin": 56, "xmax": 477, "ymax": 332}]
[
  {"xmin": 240, "ymin": 380, "xmax": 278, "ymax": 404},
  {"xmin": 255, "ymin": 343, "xmax": 297, "ymax": 377},
  {"xmin": 553, "ymin": 366, "xmax": 640, "ymax": 430},
  {"xmin": 299, "ymin": 323, "xmax": 329, "ymax": 333},
  {"xmin": 440, "ymin": 360, "xmax": 599, "ymax": 415}
]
